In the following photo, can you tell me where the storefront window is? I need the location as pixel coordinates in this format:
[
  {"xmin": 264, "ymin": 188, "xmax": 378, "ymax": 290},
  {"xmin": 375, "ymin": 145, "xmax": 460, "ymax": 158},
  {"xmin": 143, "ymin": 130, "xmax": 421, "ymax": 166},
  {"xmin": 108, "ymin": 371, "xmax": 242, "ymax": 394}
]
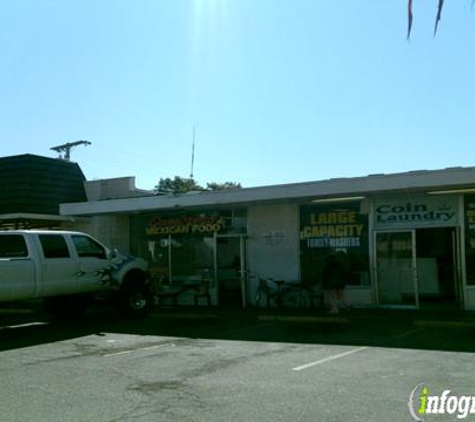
[
  {"xmin": 170, "ymin": 236, "xmax": 214, "ymax": 281},
  {"xmin": 146, "ymin": 237, "xmax": 170, "ymax": 281},
  {"xmin": 464, "ymin": 195, "xmax": 475, "ymax": 285},
  {"xmin": 130, "ymin": 209, "xmax": 247, "ymax": 283},
  {"xmin": 300, "ymin": 202, "xmax": 370, "ymax": 286}
]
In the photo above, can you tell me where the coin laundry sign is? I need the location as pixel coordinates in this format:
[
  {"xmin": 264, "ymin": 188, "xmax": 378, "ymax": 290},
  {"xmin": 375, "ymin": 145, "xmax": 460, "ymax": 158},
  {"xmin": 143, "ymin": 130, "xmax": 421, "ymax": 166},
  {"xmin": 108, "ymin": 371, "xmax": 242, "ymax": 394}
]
[{"xmin": 375, "ymin": 196, "xmax": 458, "ymax": 228}]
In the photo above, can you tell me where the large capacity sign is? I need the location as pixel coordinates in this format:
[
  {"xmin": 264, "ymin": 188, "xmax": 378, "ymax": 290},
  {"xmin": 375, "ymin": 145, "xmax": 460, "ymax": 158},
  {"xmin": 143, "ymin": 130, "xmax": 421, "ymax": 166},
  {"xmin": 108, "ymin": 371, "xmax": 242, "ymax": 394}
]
[
  {"xmin": 300, "ymin": 205, "xmax": 367, "ymax": 249},
  {"xmin": 146, "ymin": 215, "xmax": 225, "ymax": 235}
]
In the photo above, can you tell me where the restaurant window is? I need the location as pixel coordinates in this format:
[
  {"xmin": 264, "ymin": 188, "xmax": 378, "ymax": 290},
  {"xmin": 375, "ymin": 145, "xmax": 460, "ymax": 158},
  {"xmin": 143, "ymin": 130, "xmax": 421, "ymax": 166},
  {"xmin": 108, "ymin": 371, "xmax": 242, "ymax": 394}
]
[
  {"xmin": 170, "ymin": 236, "xmax": 214, "ymax": 282},
  {"xmin": 300, "ymin": 202, "xmax": 370, "ymax": 287},
  {"xmin": 146, "ymin": 237, "xmax": 171, "ymax": 282},
  {"xmin": 130, "ymin": 209, "xmax": 247, "ymax": 283}
]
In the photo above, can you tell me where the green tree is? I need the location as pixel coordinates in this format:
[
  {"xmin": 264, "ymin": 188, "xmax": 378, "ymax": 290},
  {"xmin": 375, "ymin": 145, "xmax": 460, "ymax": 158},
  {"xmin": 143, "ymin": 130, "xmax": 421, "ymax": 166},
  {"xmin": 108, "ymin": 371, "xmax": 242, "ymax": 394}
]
[
  {"xmin": 206, "ymin": 182, "xmax": 242, "ymax": 191},
  {"xmin": 154, "ymin": 176, "xmax": 203, "ymax": 194},
  {"xmin": 154, "ymin": 177, "xmax": 242, "ymax": 195}
]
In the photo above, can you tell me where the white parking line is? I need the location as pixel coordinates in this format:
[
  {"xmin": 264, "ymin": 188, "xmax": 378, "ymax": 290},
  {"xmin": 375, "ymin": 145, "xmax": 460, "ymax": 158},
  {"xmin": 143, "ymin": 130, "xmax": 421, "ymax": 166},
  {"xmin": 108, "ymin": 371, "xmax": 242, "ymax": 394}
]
[
  {"xmin": 292, "ymin": 346, "xmax": 369, "ymax": 371},
  {"xmin": 103, "ymin": 343, "xmax": 173, "ymax": 357},
  {"xmin": 0, "ymin": 321, "xmax": 49, "ymax": 330}
]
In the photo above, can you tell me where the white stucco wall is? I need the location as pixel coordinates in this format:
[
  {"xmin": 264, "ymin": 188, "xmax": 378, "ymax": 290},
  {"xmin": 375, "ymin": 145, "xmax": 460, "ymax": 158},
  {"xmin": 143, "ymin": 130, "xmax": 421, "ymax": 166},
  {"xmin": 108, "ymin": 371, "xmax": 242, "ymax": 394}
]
[
  {"xmin": 464, "ymin": 287, "xmax": 475, "ymax": 310},
  {"xmin": 247, "ymin": 204, "xmax": 300, "ymax": 300},
  {"xmin": 85, "ymin": 215, "xmax": 131, "ymax": 253}
]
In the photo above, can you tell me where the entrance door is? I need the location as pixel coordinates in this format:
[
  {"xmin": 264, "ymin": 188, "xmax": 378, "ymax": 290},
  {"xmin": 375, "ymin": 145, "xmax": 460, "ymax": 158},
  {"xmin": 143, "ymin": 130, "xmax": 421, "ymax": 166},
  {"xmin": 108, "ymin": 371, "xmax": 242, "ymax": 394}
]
[
  {"xmin": 216, "ymin": 236, "xmax": 246, "ymax": 308},
  {"xmin": 415, "ymin": 227, "xmax": 460, "ymax": 308},
  {"xmin": 376, "ymin": 231, "xmax": 418, "ymax": 308}
]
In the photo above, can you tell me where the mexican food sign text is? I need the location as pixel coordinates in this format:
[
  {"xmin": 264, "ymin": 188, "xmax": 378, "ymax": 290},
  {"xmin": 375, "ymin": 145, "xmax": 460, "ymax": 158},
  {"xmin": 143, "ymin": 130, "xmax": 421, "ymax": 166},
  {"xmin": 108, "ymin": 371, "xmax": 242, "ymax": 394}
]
[{"xmin": 147, "ymin": 215, "xmax": 226, "ymax": 235}]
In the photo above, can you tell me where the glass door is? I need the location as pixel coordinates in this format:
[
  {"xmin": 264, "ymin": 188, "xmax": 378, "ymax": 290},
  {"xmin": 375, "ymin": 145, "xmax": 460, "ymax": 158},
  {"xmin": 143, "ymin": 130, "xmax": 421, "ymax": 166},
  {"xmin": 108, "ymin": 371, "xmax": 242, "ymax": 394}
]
[
  {"xmin": 376, "ymin": 231, "xmax": 418, "ymax": 308},
  {"xmin": 216, "ymin": 235, "xmax": 246, "ymax": 308}
]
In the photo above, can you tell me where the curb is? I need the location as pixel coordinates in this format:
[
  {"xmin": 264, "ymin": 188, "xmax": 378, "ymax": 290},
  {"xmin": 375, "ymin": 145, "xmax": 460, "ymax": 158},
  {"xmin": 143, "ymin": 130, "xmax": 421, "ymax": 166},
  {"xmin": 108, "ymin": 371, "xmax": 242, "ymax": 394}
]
[
  {"xmin": 258, "ymin": 314, "xmax": 350, "ymax": 324},
  {"xmin": 0, "ymin": 309, "xmax": 35, "ymax": 315},
  {"xmin": 150, "ymin": 312, "xmax": 219, "ymax": 320},
  {"xmin": 413, "ymin": 320, "xmax": 475, "ymax": 329}
]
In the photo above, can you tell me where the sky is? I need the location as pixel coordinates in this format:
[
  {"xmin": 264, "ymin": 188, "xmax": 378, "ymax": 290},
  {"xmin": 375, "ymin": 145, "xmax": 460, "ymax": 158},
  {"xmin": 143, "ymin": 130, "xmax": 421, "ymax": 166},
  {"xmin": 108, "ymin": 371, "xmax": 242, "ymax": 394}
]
[{"xmin": 1, "ymin": 0, "xmax": 474, "ymax": 190}]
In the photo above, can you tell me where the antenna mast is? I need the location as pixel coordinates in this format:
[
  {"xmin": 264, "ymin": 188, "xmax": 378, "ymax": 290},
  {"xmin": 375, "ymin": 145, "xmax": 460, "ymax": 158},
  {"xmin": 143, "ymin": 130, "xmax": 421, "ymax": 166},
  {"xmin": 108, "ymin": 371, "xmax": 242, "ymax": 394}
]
[
  {"xmin": 50, "ymin": 140, "xmax": 91, "ymax": 162},
  {"xmin": 190, "ymin": 126, "xmax": 196, "ymax": 179}
]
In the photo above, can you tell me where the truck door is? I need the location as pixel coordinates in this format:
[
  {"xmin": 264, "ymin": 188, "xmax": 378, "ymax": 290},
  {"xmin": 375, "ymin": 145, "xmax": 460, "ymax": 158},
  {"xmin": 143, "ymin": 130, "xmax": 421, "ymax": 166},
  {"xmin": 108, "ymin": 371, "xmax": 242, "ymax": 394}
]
[
  {"xmin": 70, "ymin": 234, "xmax": 110, "ymax": 293},
  {"xmin": 0, "ymin": 234, "xmax": 36, "ymax": 301},
  {"xmin": 38, "ymin": 234, "xmax": 79, "ymax": 296}
]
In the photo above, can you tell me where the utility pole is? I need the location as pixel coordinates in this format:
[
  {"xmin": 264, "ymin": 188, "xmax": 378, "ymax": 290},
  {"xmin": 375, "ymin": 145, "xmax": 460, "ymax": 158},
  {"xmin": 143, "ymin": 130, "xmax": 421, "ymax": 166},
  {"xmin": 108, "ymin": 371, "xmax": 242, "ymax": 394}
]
[
  {"xmin": 190, "ymin": 126, "xmax": 196, "ymax": 179},
  {"xmin": 50, "ymin": 140, "xmax": 91, "ymax": 161}
]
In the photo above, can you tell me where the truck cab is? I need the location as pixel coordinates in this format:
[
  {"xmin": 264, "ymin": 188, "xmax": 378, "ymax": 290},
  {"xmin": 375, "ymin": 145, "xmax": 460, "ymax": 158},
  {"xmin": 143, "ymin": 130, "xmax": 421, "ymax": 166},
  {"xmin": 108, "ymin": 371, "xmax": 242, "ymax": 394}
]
[{"xmin": 0, "ymin": 230, "xmax": 151, "ymax": 316}]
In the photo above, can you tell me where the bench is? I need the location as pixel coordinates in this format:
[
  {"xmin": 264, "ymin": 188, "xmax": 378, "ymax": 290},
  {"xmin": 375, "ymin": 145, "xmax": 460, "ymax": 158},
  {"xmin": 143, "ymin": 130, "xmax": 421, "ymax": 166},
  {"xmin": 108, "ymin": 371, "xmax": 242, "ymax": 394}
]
[{"xmin": 155, "ymin": 285, "xmax": 187, "ymax": 307}]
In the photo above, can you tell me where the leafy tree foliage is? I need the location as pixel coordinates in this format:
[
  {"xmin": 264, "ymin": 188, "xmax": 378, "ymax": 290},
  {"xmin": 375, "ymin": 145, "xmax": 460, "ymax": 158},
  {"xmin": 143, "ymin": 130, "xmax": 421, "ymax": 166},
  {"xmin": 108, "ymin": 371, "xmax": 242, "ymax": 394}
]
[
  {"xmin": 154, "ymin": 176, "xmax": 203, "ymax": 194},
  {"xmin": 154, "ymin": 176, "xmax": 242, "ymax": 195},
  {"xmin": 206, "ymin": 182, "xmax": 242, "ymax": 191}
]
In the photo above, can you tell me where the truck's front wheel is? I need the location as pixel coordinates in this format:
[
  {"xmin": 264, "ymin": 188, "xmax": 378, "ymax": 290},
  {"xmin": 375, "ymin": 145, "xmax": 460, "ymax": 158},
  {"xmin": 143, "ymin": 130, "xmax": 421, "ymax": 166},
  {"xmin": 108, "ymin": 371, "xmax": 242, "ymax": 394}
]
[{"xmin": 119, "ymin": 286, "xmax": 153, "ymax": 317}]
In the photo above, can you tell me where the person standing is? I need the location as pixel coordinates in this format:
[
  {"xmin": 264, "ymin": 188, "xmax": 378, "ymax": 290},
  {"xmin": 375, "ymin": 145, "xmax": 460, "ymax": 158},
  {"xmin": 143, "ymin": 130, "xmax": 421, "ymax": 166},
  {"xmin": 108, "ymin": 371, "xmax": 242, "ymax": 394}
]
[{"xmin": 322, "ymin": 250, "xmax": 352, "ymax": 314}]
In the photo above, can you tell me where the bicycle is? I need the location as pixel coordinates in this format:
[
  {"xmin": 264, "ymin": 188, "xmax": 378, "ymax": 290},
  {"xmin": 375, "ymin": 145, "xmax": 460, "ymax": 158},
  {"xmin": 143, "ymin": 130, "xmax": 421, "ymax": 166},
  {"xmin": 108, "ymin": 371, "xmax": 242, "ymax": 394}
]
[
  {"xmin": 254, "ymin": 277, "xmax": 310, "ymax": 309},
  {"xmin": 269, "ymin": 279, "xmax": 309, "ymax": 309},
  {"xmin": 255, "ymin": 277, "xmax": 272, "ymax": 308}
]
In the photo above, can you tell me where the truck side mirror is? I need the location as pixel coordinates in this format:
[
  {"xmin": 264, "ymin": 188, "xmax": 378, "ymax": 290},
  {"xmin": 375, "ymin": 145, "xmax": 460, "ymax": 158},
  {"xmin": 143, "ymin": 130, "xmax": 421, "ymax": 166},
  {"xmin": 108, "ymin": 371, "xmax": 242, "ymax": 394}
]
[{"xmin": 108, "ymin": 249, "xmax": 119, "ymax": 259}]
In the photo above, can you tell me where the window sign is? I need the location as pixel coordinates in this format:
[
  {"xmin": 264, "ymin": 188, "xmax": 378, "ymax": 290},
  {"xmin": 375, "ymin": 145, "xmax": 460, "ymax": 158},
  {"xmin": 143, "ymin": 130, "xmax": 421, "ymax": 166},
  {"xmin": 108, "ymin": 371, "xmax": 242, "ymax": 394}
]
[
  {"xmin": 146, "ymin": 215, "xmax": 226, "ymax": 235},
  {"xmin": 301, "ymin": 208, "xmax": 365, "ymax": 249},
  {"xmin": 374, "ymin": 195, "xmax": 459, "ymax": 229},
  {"xmin": 262, "ymin": 230, "xmax": 285, "ymax": 245},
  {"xmin": 300, "ymin": 203, "xmax": 369, "ymax": 286}
]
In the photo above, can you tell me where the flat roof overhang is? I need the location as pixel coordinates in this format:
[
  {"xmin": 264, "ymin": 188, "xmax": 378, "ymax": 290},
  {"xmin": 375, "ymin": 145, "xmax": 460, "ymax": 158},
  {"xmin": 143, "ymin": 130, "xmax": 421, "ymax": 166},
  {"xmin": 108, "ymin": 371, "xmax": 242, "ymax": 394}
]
[{"xmin": 60, "ymin": 166, "xmax": 475, "ymax": 217}]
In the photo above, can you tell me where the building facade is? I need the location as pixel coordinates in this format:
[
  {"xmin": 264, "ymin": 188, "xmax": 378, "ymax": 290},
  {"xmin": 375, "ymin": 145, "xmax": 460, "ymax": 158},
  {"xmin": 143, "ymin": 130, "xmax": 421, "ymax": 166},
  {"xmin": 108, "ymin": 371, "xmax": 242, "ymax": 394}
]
[
  {"xmin": 0, "ymin": 154, "xmax": 88, "ymax": 229},
  {"xmin": 61, "ymin": 167, "xmax": 475, "ymax": 310}
]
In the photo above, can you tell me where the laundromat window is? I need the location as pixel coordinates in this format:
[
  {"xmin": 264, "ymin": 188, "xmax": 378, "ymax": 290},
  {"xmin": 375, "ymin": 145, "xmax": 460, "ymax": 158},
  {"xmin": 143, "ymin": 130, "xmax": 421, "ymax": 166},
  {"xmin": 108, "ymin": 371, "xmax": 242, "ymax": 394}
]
[{"xmin": 299, "ymin": 202, "xmax": 370, "ymax": 287}]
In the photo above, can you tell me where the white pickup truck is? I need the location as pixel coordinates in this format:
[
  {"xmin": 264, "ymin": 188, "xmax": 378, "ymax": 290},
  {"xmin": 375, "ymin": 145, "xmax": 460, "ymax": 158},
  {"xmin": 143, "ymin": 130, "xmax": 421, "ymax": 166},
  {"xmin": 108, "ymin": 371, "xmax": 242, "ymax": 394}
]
[{"xmin": 0, "ymin": 230, "xmax": 152, "ymax": 317}]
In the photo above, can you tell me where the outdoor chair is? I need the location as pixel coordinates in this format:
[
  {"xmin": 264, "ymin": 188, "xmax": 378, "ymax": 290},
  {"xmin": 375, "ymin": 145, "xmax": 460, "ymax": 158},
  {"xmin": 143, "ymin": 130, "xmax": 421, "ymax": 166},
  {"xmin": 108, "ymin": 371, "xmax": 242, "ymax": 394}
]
[
  {"xmin": 155, "ymin": 284, "xmax": 185, "ymax": 307},
  {"xmin": 307, "ymin": 284, "xmax": 324, "ymax": 309},
  {"xmin": 194, "ymin": 278, "xmax": 211, "ymax": 306}
]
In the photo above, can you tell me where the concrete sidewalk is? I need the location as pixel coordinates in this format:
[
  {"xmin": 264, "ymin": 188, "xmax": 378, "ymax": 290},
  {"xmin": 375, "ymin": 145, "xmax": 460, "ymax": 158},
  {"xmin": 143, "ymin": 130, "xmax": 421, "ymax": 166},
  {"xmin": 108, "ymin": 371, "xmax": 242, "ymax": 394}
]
[
  {"xmin": 150, "ymin": 305, "xmax": 475, "ymax": 328},
  {"xmin": 3, "ymin": 300, "xmax": 474, "ymax": 329}
]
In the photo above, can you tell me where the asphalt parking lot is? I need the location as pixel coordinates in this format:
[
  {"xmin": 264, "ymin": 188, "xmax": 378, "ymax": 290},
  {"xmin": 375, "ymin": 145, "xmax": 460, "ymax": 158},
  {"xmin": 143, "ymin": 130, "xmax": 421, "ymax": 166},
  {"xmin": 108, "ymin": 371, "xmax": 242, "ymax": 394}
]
[{"xmin": 1, "ymin": 304, "xmax": 474, "ymax": 421}]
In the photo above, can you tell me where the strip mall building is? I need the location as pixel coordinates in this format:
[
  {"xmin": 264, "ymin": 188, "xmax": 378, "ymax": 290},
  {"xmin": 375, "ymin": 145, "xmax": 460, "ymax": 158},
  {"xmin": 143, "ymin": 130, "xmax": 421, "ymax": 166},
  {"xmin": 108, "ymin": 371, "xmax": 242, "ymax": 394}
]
[{"xmin": 61, "ymin": 167, "xmax": 475, "ymax": 311}]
